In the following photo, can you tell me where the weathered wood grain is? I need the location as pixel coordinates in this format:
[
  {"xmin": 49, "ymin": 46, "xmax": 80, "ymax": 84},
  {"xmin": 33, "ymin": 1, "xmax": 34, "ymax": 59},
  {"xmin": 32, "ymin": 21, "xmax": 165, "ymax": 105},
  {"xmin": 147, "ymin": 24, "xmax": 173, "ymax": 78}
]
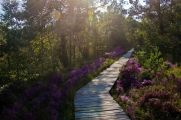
[{"xmin": 74, "ymin": 49, "xmax": 134, "ymax": 120}]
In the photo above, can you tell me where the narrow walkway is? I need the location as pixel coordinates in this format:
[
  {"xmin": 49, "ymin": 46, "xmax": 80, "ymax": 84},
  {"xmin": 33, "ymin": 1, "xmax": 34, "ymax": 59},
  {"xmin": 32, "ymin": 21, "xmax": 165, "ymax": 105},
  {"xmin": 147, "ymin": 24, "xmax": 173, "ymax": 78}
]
[{"xmin": 74, "ymin": 49, "xmax": 134, "ymax": 120}]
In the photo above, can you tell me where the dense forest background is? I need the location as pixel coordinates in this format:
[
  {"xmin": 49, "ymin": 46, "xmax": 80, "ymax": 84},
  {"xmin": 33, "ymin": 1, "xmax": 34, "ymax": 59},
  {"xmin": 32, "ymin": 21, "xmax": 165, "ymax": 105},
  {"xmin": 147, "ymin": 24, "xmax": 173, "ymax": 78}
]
[{"xmin": 0, "ymin": 0, "xmax": 181, "ymax": 86}]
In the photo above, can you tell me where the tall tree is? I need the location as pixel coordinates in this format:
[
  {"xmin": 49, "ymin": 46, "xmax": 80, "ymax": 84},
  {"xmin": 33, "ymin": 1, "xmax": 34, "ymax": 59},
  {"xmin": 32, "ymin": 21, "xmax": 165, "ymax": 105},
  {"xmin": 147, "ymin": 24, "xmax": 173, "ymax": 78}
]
[{"xmin": 0, "ymin": 0, "xmax": 24, "ymax": 81}]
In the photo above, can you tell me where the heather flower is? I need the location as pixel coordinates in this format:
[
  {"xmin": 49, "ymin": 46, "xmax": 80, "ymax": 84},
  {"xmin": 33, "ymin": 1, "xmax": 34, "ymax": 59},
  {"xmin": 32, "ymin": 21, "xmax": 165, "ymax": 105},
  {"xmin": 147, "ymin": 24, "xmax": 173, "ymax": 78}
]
[
  {"xmin": 68, "ymin": 69, "xmax": 84, "ymax": 80},
  {"xmin": 138, "ymin": 91, "xmax": 170, "ymax": 107},
  {"xmin": 116, "ymin": 86, "xmax": 124, "ymax": 93},
  {"xmin": 129, "ymin": 79, "xmax": 141, "ymax": 88},
  {"xmin": 148, "ymin": 98, "xmax": 162, "ymax": 109},
  {"xmin": 48, "ymin": 73, "xmax": 62, "ymax": 85},
  {"xmin": 124, "ymin": 58, "xmax": 141, "ymax": 74},
  {"xmin": 80, "ymin": 65, "xmax": 89, "ymax": 75},
  {"xmin": 127, "ymin": 58, "xmax": 136, "ymax": 64},
  {"xmin": 116, "ymin": 80, "xmax": 122, "ymax": 85},
  {"xmin": 126, "ymin": 106, "xmax": 136, "ymax": 120},
  {"xmin": 31, "ymin": 93, "xmax": 48, "ymax": 109},
  {"xmin": 162, "ymin": 102, "xmax": 180, "ymax": 116},
  {"xmin": 65, "ymin": 57, "xmax": 106, "ymax": 92},
  {"xmin": 141, "ymin": 80, "xmax": 152, "ymax": 86},
  {"xmin": 120, "ymin": 95, "xmax": 129, "ymax": 102},
  {"xmin": 118, "ymin": 58, "xmax": 153, "ymax": 92},
  {"xmin": 68, "ymin": 69, "xmax": 79, "ymax": 78},
  {"xmin": 24, "ymin": 83, "xmax": 44, "ymax": 100},
  {"xmin": 0, "ymin": 47, "xmax": 125, "ymax": 119}
]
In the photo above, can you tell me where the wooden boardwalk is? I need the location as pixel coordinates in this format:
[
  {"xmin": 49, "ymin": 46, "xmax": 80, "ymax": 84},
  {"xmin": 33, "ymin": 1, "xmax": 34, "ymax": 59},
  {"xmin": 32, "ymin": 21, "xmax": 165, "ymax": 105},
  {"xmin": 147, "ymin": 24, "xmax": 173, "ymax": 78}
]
[{"xmin": 74, "ymin": 49, "xmax": 134, "ymax": 120}]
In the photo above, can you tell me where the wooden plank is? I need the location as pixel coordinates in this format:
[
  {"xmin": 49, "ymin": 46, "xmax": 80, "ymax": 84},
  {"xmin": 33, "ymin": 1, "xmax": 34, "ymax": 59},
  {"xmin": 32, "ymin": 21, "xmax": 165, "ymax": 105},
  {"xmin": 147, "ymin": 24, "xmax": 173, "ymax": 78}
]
[
  {"xmin": 75, "ymin": 105, "xmax": 121, "ymax": 111},
  {"xmin": 75, "ymin": 116, "xmax": 129, "ymax": 120},
  {"xmin": 75, "ymin": 108, "xmax": 122, "ymax": 113},
  {"xmin": 74, "ymin": 49, "xmax": 133, "ymax": 120},
  {"xmin": 76, "ymin": 104, "xmax": 121, "ymax": 110},
  {"xmin": 75, "ymin": 100, "xmax": 115, "ymax": 106},
  {"xmin": 75, "ymin": 110, "xmax": 127, "ymax": 118}
]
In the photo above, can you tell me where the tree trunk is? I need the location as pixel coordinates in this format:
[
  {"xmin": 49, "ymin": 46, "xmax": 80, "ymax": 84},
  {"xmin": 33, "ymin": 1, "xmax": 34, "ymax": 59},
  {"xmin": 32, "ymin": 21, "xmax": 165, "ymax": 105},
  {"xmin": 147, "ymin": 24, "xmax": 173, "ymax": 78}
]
[{"xmin": 60, "ymin": 34, "xmax": 69, "ymax": 68}]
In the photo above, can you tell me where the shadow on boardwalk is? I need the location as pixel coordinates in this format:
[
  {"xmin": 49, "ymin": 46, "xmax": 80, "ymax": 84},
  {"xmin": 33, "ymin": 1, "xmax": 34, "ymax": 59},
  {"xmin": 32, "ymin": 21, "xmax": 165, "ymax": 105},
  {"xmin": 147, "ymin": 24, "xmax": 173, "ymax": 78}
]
[{"xmin": 74, "ymin": 49, "xmax": 134, "ymax": 120}]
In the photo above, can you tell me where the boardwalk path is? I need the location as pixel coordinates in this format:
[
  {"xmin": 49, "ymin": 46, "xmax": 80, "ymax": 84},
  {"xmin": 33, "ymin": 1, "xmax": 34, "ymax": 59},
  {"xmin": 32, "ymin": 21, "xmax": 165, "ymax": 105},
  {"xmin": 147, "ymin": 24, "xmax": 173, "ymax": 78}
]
[{"xmin": 74, "ymin": 49, "xmax": 134, "ymax": 120}]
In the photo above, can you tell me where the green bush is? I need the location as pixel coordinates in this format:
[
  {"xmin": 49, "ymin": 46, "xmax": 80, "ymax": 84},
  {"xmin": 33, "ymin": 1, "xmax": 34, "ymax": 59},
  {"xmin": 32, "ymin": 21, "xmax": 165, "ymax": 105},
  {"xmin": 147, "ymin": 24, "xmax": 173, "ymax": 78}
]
[
  {"xmin": 167, "ymin": 67, "xmax": 181, "ymax": 78},
  {"xmin": 135, "ymin": 47, "xmax": 166, "ymax": 74},
  {"xmin": 134, "ymin": 107, "xmax": 151, "ymax": 120}
]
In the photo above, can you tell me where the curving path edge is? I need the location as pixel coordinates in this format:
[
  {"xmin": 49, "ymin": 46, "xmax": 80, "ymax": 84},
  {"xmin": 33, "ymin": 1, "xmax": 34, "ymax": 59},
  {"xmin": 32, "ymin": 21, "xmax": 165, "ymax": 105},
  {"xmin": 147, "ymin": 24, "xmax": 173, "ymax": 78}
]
[{"xmin": 74, "ymin": 49, "xmax": 134, "ymax": 120}]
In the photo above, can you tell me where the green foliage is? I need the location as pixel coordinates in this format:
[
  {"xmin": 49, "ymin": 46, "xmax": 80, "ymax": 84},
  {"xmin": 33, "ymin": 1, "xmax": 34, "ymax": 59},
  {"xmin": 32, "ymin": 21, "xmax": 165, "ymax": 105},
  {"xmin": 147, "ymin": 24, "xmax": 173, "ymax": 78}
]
[
  {"xmin": 134, "ymin": 50, "xmax": 146, "ymax": 65},
  {"xmin": 103, "ymin": 58, "xmax": 115, "ymax": 66},
  {"xmin": 110, "ymin": 56, "xmax": 181, "ymax": 120},
  {"xmin": 140, "ymin": 69, "xmax": 152, "ymax": 80},
  {"xmin": 0, "ymin": 0, "xmax": 132, "ymax": 87},
  {"xmin": 167, "ymin": 67, "xmax": 181, "ymax": 78},
  {"xmin": 128, "ymin": 0, "xmax": 181, "ymax": 63},
  {"xmin": 135, "ymin": 47, "xmax": 166, "ymax": 73},
  {"xmin": 30, "ymin": 31, "xmax": 60, "ymax": 75},
  {"xmin": 134, "ymin": 107, "xmax": 151, "ymax": 120}
]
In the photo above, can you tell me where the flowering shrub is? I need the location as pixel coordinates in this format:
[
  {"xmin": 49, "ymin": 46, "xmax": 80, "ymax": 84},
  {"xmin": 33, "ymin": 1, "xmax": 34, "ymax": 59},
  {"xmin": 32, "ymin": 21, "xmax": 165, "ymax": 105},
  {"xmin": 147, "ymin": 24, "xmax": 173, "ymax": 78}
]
[
  {"xmin": 138, "ymin": 91, "xmax": 181, "ymax": 119},
  {"xmin": 141, "ymin": 80, "xmax": 152, "ymax": 87},
  {"xmin": 111, "ymin": 58, "xmax": 154, "ymax": 101},
  {"xmin": 120, "ymin": 95, "xmax": 130, "ymax": 103},
  {"xmin": 117, "ymin": 58, "xmax": 142, "ymax": 92},
  {"xmin": 65, "ymin": 57, "xmax": 105, "ymax": 89},
  {"xmin": 126, "ymin": 106, "xmax": 136, "ymax": 120},
  {"xmin": 1, "ymin": 59, "xmax": 107, "ymax": 119},
  {"xmin": 0, "ymin": 47, "xmax": 125, "ymax": 120},
  {"xmin": 115, "ymin": 80, "xmax": 124, "ymax": 94},
  {"xmin": 110, "ymin": 55, "xmax": 181, "ymax": 120},
  {"xmin": 0, "ymin": 73, "xmax": 64, "ymax": 120},
  {"xmin": 138, "ymin": 91, "xmax": 170, "ymax": 107}
]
